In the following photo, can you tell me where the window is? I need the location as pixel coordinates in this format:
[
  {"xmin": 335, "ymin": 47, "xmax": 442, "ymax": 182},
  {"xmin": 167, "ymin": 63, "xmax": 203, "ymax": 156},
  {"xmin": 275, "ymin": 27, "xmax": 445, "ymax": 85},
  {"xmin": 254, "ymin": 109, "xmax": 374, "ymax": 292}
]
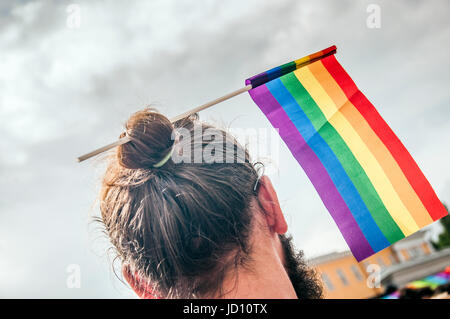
[
  {"xmin": 336, "ymin": 269, "xmax": 349, "ymax": 286},
  {"xmin": 362, "ymin": 261, "xmax": 370, "ymax": 273},
  {"xmin": 409, "ymin": 246, "xmax": 422, "ymax": 258},
  {"xmin": 388, "ymin": 254, "xmax": 397, "ymax": 265},
  {"xmin": 350, "ymin": 265, "xmax": 363, "ymax": 281},
  {"xmin": 401, "ymin": 249, "xmax": 409, "ymax": 261},
  {"xmin": 422, "ymin": 243, "xmax": 431, "ymax": 255},
  {"xmin": 321, "ymin": 273, "xmax": 334, "ymax": 291}
]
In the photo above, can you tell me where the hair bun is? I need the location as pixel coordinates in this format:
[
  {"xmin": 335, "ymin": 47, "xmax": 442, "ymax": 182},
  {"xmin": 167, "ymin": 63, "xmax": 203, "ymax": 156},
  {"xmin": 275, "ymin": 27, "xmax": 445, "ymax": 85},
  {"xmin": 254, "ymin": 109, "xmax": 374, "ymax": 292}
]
[{"xmin": 118, "ymin": 108, "xmax": 174, "ymax": 169}]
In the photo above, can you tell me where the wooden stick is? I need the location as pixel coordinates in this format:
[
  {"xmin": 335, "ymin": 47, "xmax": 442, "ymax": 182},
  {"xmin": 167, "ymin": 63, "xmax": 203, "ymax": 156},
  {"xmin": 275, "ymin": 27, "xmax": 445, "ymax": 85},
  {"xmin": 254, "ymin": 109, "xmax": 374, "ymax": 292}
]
[
  {"xmin": 76, "ymin": 84, "xmax": 252, "ymax": 162},
  {"xmin": 170, "ymin": 84, "xmax": 252, "ymax": 122},
  {"xmin": 76, "ymin": 135, "xmax": 132, "ymax": 162}
]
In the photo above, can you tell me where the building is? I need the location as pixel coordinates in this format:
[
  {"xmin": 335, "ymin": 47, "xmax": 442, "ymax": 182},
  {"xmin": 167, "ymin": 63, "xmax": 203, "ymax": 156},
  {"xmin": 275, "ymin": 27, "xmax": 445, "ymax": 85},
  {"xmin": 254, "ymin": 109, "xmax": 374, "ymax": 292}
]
[
  {"xmin": 380, "ymin": 248, "xmax": 450, "ymax": 289},
  {"xmin": 309, "ymin": 230, "xmax": 440, "ymax": 298}
]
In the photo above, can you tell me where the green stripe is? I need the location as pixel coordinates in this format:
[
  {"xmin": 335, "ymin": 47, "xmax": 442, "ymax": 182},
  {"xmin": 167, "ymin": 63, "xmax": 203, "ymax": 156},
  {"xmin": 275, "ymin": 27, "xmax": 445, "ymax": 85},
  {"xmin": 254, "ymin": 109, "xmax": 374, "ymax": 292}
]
[
  {"xmin": 280, "ymin": 73, "xmax": 405, "ymax": 243},
  {"xmin": 280, "ymin": 61, "xmax": 296, "ymax": 73}
]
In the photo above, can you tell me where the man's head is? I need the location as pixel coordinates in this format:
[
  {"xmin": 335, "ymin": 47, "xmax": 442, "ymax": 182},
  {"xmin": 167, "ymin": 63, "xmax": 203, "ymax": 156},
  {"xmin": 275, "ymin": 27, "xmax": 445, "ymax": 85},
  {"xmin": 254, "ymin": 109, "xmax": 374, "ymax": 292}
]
[{"xmin": 99, "ymin": 108, "xmax": 322, "ymax": 298}]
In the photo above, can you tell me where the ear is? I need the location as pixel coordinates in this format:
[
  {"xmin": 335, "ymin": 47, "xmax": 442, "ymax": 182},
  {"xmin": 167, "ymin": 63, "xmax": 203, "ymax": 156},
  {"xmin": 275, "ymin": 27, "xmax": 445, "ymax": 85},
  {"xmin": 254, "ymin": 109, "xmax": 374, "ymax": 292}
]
[
  {"xmin": 122, "ymin": 266, "xmax": 159, "ymax": 299},
  {"xmin": 122, "ymin": 266, "xmax": 145, "ymax": 297},
  {"xmin": 257, "ymin": 176, "xmax": 288, "ymax": 234}
]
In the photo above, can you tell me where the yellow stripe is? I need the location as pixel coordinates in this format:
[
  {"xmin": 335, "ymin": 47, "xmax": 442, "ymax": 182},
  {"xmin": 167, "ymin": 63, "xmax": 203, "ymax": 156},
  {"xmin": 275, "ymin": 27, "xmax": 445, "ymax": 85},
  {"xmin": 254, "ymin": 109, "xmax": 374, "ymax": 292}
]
[
  {"xmin": 294, "ymin": 66, "xmax": 419, "ymax": 235},
  {"xmin": 294, "ymin": 56, "xmax": 311, "ymax": 68},
  {"xmin": 308, "ymin": 61, "xmax": 433, "ymax": 228}
]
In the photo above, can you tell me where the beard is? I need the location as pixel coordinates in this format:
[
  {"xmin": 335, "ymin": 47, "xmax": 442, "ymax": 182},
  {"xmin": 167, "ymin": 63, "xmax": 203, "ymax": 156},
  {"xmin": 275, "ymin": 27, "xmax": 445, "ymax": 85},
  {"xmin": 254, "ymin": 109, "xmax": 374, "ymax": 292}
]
[{"xmin": 279, "ymin": 234, "xmax": 323, "ymax": 299}]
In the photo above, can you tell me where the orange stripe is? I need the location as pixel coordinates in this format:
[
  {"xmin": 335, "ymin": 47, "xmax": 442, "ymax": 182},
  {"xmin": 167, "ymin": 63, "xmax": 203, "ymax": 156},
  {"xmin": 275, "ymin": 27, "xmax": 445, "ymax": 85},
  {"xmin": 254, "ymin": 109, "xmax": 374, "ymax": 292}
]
[{"xmin": 308, "ymin": 61, "xmax": 433, "ymax": 228}]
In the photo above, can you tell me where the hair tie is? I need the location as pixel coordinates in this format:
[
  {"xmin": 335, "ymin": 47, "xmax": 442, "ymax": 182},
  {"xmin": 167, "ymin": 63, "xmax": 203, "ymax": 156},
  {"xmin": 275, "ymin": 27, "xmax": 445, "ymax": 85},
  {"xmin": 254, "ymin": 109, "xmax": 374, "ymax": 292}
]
[{"xmin": 153, "ymin": 147, "xmax": 174, "ymax": 168}]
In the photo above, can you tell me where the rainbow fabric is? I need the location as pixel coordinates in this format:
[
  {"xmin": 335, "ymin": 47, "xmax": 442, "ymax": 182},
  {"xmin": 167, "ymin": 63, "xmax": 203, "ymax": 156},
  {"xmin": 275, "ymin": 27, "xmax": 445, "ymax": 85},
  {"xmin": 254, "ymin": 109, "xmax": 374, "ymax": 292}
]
[
  {"xmin": 246, "ymin": 46, "xmax": 448, "ymax": 261},
  {"xmin": 406, "ymin": 271, "xmax": 450, "ymax": 290},
  {"xmin": 382, "ymin": 269, "xmax": 450, "ymax": 298}
]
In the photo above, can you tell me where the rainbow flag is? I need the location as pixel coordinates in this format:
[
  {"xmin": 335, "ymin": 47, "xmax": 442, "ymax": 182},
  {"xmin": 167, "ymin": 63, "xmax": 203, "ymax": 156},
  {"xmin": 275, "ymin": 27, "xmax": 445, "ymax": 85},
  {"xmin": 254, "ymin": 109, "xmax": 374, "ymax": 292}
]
[
  {"xmin": 381, "ymin": 269, "xmax": 450, "ymax": 298},
  {"xmin": 406, "ymin": 271, "xmax": 450, "ymax": 290},
  {"xmin": 246, "ymin": 45, "xmax": 448, "ymax": 261}
]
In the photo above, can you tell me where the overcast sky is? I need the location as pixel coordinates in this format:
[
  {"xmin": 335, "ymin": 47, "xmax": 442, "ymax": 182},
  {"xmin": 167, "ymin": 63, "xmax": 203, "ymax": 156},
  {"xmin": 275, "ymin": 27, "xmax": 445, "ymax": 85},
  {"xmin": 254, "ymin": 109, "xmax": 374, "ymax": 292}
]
[{"xmin": 1, "ymin": 0, "xmax": 449, "ymax": 298}]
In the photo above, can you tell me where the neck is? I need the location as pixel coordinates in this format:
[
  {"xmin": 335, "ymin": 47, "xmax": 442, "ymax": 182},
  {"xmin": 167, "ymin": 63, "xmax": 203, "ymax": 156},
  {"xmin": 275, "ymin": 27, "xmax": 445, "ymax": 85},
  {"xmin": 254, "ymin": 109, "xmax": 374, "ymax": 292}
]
[{"xmin": 218, "ymin": 232, "xmax": 298, "ymax": 299}]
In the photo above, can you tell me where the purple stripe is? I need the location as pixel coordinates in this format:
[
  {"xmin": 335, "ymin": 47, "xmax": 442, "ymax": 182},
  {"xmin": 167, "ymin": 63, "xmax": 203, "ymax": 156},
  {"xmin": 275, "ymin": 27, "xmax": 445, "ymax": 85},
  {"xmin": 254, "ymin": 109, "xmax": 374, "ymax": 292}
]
[{"xmin": 249, "ymin": 84, "xmax": 374, "ymax": 261}]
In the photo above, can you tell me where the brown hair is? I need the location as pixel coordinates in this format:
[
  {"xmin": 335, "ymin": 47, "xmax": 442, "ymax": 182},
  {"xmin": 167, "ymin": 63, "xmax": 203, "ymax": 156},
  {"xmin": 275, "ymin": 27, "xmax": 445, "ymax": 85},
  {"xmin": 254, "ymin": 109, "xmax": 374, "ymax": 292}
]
[{"xmin": 99, "ymin": 108, "xmax": 260, "ymax": 298}]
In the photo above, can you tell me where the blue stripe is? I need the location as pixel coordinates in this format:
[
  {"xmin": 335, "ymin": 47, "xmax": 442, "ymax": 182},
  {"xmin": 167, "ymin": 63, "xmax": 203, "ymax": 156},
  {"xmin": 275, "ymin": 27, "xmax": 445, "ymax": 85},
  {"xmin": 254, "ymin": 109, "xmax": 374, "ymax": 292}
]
[
  {"xmin": 266, "ymin": 78, "xmax": 390, "ymax": 252},
  {"xmin": 265, "ymin": 66, "xmax": 282, "ymax": 81}
]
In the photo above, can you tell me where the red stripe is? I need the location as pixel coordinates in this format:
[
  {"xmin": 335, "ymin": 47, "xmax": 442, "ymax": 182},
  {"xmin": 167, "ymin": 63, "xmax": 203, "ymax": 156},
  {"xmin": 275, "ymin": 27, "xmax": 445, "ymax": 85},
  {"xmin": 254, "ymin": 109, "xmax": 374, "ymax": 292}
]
[{"xmin": 321, "ymin": 55, "xmax": 447, "ymax": 221}]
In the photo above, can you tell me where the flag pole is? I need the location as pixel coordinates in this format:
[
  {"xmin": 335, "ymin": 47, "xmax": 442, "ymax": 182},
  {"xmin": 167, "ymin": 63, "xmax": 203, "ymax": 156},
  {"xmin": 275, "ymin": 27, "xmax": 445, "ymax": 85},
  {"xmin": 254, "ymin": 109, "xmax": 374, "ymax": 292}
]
[
  {"xmin": 76, "ymin": 84, "xmax": 253, "ymax": 162},
  {"xmin": 170, "ymin": 84, "xmax": 252, "ymax": 123}
]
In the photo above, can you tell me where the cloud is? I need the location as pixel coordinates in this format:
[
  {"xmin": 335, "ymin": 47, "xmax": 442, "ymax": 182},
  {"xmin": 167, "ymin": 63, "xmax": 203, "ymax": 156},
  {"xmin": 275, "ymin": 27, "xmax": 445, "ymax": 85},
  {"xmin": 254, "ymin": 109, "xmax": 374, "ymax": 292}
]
[{"xmin": 1, "ymin": 0, "xmax": 449, "ymax": 297}]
